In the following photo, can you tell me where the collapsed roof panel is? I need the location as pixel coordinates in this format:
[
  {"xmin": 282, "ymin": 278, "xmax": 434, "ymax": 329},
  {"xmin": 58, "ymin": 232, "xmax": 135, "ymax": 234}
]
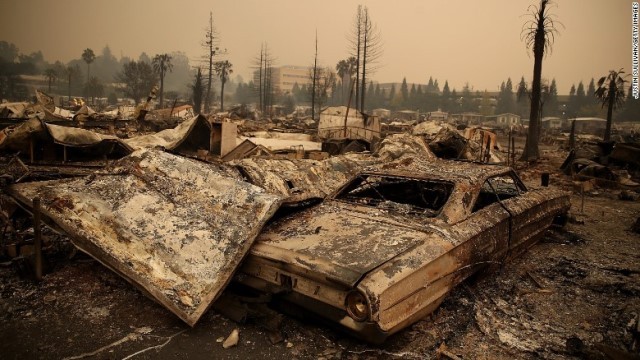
[
  {"xmin": 124, "ymin": 114, "xmax": 212, "ymax": 154},
  {"xmin": 8, "ymin": 149, "xmax": 282, "ymax": 326},
  {"xmin": 0, "ymin": 118, "xmax": 44, "ymax": 153},
  {"xmin": 242, "ymin": 136, "xmax": 322, "ymax": 152},
  {"xmin": 0, "ymin": 102, "xmax": 29, "ymax": 119},
  {"xmin": 0, "ymin": 118, "xmax": 133, "ymax": 159},
  {"xmin": 44, "ymin": 122, "xmax": 125, "ymax": 148},
  {"xmin": 221, "ymin": 139, "xmax": 273, "ymax": 161}
]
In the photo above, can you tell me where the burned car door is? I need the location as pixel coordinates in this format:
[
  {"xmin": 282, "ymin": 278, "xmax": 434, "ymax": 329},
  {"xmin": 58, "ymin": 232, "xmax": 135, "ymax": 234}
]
[
  {"xmin": 467, "ymin": 171, "xmax": 568, "ymax": 262},
  {"xmin": 474, "ymin": 173, "xmax": 525, "ymax": 257},
  {"xmin": 447, "ymin": 182, "xmax": 512, "ymax": 282},
  {"xmin": 488, "ymin": 171, "xmax": 567, "ymax": 257}
]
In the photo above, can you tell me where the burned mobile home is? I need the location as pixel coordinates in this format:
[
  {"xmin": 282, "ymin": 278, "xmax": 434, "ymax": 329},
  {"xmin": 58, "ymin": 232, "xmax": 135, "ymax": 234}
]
[
  {"xmin": 0, "ymin": 118, "xmax": 133, "ymax": 164},
  {"xmin": 0, "ymin": 114, "xmax": 233, "ymax": 170}
]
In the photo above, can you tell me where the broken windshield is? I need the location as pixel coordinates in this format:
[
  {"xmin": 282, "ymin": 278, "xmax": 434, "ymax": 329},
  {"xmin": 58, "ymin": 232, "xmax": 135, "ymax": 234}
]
[{"xmin": 333, "ymin": 174, "xmax": 454, "ymax": 217}]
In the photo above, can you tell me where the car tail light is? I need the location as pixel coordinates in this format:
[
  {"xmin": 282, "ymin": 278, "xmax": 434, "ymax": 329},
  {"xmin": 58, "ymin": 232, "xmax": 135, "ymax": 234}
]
[{"xmin": 345, "ymin": 290, "xmax": 369, "ymax": 322}]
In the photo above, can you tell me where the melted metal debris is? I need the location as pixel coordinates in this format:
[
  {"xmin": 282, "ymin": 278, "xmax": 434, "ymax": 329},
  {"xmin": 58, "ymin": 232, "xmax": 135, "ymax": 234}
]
[
  {"xmin": 124, "ymin": 115, "xmax": 210, "ymax": 153},
  {"xmin": 0, "ymin": 118, "xmax": 132, "ymax": 157},
  {"xmin": 232, "ymin": 154, "xmax": 377, "ymax": 203},
  {"xmin": 8, "ymin": 148, "xmax": 282, "ymax": 326},
  {"xmin": 374, "ymin": 133, "xmax": 436, "ymax": 162}
]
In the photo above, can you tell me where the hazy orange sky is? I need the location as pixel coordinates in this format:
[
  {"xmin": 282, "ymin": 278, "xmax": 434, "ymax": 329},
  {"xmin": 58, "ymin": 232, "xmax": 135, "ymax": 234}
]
[{"xmin": 1, "ymin": 0, "xmax": 629, "ymax": 94}]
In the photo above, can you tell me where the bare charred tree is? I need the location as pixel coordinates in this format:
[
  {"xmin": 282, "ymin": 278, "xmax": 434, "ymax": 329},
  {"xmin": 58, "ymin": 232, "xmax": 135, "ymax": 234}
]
[
  {"xmin": 256, "ymin": 44, "xmax": 264, "ymax": 113},
  {"xmin": 352, "ymin": 6, "xmax": 362, "ymax": 110},
  {"xmin": 311, "ymin": 31, "xmax": 318, "ymax": 120},
  {"xmin": 595, "ymin": 69, "xmax": 627, "ymax": 141},
  {"xmin": 252, "ymin": 44, "xmax": 275, "ymax": 116},
  {"xmin": 265, "ymin": 54, "xmax": 274, "ymax": 116},
  {"xmin": 309, "ymin": 66, "xmax": 336, "ymax": 116},
  {"xmin": 520, "ymin": 0, "xmax": 561, "ymax": 161},
  {"xmin": 349, "ymin": 5, "xmax": 382, "ymax": 113},
  {"xmin": 316, "ymin": 67, "xmax": 336, "ymax": 112},
  {"xmin": 359, "ymin": 7, "xmax": 381, "ymax": 112},
  {"xmin": 203, "ymin": 12, "xmax": 220, "ymax": 114}
]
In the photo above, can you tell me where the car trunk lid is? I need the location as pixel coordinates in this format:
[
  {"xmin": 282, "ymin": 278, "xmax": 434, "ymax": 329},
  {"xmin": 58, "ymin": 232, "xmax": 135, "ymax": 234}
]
[{"xmin": 252, "ymin": 201, "xmax": 436, "ymax": 287}]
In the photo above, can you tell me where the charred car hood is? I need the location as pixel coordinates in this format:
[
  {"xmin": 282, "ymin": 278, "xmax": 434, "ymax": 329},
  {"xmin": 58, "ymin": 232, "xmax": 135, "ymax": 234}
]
[{"xmin": 252, "ymin": 201, "xmax": 440, "ymax": 287}]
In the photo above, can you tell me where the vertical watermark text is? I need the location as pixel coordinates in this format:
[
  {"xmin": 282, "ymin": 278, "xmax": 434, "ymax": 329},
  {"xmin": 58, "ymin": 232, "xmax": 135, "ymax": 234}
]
[{"xmin": 633, "ymin": 2, "xmax": 639, "ymax": 99}]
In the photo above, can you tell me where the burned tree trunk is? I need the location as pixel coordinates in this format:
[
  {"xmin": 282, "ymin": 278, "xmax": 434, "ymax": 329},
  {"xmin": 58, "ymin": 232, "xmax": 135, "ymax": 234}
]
[{"xmin": 520, "ymin": 0, "xmax": 559, "ymax": 162}]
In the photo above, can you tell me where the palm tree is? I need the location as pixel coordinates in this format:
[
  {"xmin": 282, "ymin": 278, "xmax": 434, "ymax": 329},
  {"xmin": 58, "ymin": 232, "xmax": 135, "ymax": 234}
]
[
  {"xmin": 82, "ymin": 48, "xmax": 96, "ymax": 101},
  {"xmin": 81, "ymin": 48, "xmax": 96, "ymax": 81},
  {"xmin": 336, "ymin": 60, "xmax": 349, "ymax": 104},
  {"xmin": 152, "ymin": 54, "xmax": 173, "ymax": 109},
  {"xmin": 595, "ymin": 68, "xmax": 627, "ymax": 141},
  {"xmin": 214, "ymin": 60, "xmax": 233, "ymax": 111},
  {"xmin": 520, "ymin": 0, "xmax": 561, "ymax": 161},
  {"xmin": 44, "ymin": 68, "xmax": 57, "ymax": 93}
]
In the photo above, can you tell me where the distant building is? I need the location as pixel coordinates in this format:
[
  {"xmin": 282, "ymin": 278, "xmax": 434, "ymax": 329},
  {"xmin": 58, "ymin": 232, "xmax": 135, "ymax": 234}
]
[
  {"xmin": 393, "ymin": 110, "xmax": 419, "ymax": 121},
  {"xmin": 273, "ymin": 65, "xmax": 311, "ymax": 93},
  {"xmin": 450, "ymin": 112, "xmax": 485, "ymax": 125},
  {"xmin": 425, "ymin": 110, "xmax": 448, "ymax": 122},
  {"xmin": 486, "ymin": 113, "xmax": 521, "ymax": 128},
  {"xmin": 541, "ymin": 116, "xmax": 563, "ymax": 129},
  {"xmin": 569, "ymin": 117, "xmax": 607, "ymax": 135},
  {"xmin": 318, "ymin": 106, "xmax": 380, "ymax": 142},
  {"xmin": 152, "ymin": 104, "xmax": 194, "ymax": 120},
  {"xmin": 372, "ymin": 108, "xmax": 391, "ymax": 119},
  {"xmin": 253, "ymin": 65, "xmax": 338, "ymax": 94},
  {"xmin": 253, "ymin": 65, "xmax": 314, "ymax": 94}
]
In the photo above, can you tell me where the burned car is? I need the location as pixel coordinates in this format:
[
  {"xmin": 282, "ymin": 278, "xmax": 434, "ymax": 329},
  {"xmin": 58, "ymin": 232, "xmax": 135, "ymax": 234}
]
[{"xmin": 236, "ymin": 160, "xmax": 570, "ymax": 343}]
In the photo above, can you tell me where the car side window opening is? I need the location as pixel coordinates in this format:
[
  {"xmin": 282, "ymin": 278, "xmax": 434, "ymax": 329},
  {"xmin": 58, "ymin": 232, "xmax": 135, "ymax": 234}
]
[
  {"xmin": 334, "ymin": 174, "xmax": 454, "ymax": 217},
  {"xmin": 472, "ymin": 173, "xmax": 526, "ymax": 212}
]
